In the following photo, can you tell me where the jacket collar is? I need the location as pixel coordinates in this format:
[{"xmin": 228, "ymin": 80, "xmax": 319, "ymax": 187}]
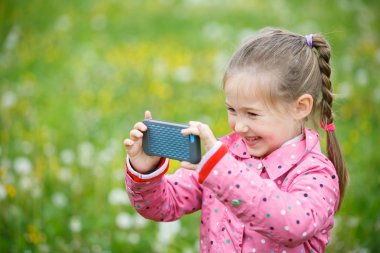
[{"xmin": 220, "ymin": 129, "xmax": 321, "ymax": 179}]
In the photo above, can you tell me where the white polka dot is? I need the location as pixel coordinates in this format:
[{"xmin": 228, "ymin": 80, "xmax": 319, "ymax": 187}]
[
  {"xmin": 291, "ymin": 155, "xmax": 296, "ymax": 159},
  {"xmin": 322, "ymin": 229, "xmax": 327, "ymax": 234},
  {"xmin": 213, "ymin": 170, "xmax": 218, "ymax": 175},
  {"xmin": 292, "ymin": 143, "xmax": 296, "ymax": 147},
  {"xmin": 296, "ymin": 200, "xmax": 301, "ymax": 206},
  {"xmin": 257, "ymin": 163, "xmax": 263, "ymax": 169},
  {"xmin": 282, "ymin": 251, "xmax": 287, "ymax": 253},
  {"xmin": 252, "ymin": 249, "xmax": 256, "ymax": 252},
  {"xmin": 250, "ymin": 180, "xmax": 255, "ymax": 186},
  {"xmin": 302, "ymin": 232, "xmax": 307, "ymax": 237},
  {"xmin": 284, "ymin": 226, "xmax": 289, "ymax": 231},
  {"xmin": 277, "ymin": 180, "xmax": 282, "ymax": 184},
  {"xmin": 297, "ymin": 170, "xmax": 301, "ymax": 174},
  {"xmin": 307, "ymin": 186, "xmax": 311, "ymax": 190},
  {"xmin": 261, "ymin": 239, "xmax": 265, "ymax": 244},
  {"xmin": 281, "ymin": 209, "xmax": 286, "ymax": 215}
]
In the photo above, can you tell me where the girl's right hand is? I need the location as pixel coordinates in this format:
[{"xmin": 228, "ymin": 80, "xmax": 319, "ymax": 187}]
[{"xmin": 123, "ymin": 111, "xmax": 161, "ymax": 174}]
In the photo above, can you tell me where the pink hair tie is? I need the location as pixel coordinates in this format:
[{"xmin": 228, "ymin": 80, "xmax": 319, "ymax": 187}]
[{"xmin": 320, "ymin": 121, "xmax": 335, "ymax": 132}]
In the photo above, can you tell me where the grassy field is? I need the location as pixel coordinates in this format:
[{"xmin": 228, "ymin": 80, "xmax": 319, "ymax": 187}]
[{"xmin": 1, "ymin": 0, "xmax": 380, "ymax": 252}]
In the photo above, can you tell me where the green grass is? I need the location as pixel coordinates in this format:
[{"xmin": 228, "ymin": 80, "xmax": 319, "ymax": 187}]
[{"xmin": 1, "ymin": 0, "xmax": 380, "ymax": 252}]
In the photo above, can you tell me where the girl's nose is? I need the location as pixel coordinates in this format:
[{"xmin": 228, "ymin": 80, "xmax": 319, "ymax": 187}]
[{"xmin": 234, "ymin": 119, "xmax": 249, "ymax": 133}]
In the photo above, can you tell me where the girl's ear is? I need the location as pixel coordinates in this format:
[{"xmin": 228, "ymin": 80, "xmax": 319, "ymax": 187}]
[{"xmin": 293, "ymin": 94, "xmax": 313, "ymax": 120}]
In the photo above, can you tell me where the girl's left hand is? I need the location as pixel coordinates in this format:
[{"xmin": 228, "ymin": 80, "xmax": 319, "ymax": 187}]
[{"xmin": 180, "ymin": 121, "xmax": 217, "ymax": 170}]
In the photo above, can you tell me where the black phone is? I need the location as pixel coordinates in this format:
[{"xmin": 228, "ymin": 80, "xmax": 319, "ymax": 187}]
[{"xmin": 142, "ymin": 119, "xmax": 202, "ymax": 164}]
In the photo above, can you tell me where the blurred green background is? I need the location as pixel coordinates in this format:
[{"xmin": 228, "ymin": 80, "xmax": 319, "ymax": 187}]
[{"xmin": 1, "ymin": 0, "xmax": 379, "ymax": 252}]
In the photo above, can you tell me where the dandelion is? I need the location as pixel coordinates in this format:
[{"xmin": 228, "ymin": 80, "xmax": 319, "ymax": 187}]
[
  {"xmin": 4, "ymin": 25, "xmax": 21, "ymax": 50},
  {"xmin": 1, "ymin": 90, "xmax": 17, "ymax": 108},
  {"xmin": 69, "ymin": 217, "xmax": 82, "ymax": 232},
  {"xmin": 157, "ymin": 220, "xmax": 181, "ymax": 246},
  {"xmin": 355, "ymin": 68, "xmax": 368, "ymax": 86},
  {"xmin": 20, "ymin": 177, "xmax": 33, "ymax": 190},
  {"xmin": 116, "ymin": 212, "xmax": 133, "ymax": 229},
  {"xmin": 6, "ymin": 184, "xmax": 16, "ymax": 198},
  {"xmin": 32, "ymin": 187, "xmax": 42, "ymax": 199},
  {"xmin": 60, "ymin": 149, "xmax": 75, "ymax": 165},
  {"xmin": 127, "ymin": 233, "xmax": 140, "ymax": 245},
  {"xmin": 52, "ymin": 192, "xmax": 68, "ymax": 208},
  {"xmin": 0, "ymin": 184, "xmax": 7, "ymax": 199},
  {"xmin": 14, "ymin": 157, "xmax": 32, "ymax": 175},
  {"xmin": 134, "ymin": 214, "xmax": 148, "ymax": 229},
  {"xmin": 173, "ymin": 66, "xmax": 194, "ymax": 83},
  {"xmin": 26, "ymin": 224, "xmax": 46, "ymax": 245},
  {"xmin": 78, "ymin": 142, "xmax": 94, "ymax": 168},
  {"xmin": 58, "ymin": 167, "xmax": 72, "ymax": 182},
  {"xmin": 108, "ymin": 188, "xmax": 130, "ymax": 206}
]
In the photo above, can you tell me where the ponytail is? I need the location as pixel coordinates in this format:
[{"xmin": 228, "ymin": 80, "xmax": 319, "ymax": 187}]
[{"xmin": 311, "ymin": 35, "xmax": 349, "ymax": 209}]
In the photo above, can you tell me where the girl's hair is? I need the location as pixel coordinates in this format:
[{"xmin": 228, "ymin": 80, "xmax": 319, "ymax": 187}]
[{"xmin": 223, "ymin": 27, "xmax": 348, "ymax": 209}]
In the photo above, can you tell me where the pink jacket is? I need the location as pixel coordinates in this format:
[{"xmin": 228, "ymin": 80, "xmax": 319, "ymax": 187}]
[{"xmin": 125, "ymin": 128, "xmax": 340, "ymax": 253}]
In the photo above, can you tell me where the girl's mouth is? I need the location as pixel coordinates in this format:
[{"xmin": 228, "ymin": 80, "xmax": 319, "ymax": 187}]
[{"xmin": 244, "ymin": 136, "xmax": 261, "ymax": 147}]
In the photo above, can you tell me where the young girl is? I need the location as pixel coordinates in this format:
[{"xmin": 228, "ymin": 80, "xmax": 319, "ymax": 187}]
[{"xmin": 124, "ymin": 27, "xmax": 348, "ymax": 253}]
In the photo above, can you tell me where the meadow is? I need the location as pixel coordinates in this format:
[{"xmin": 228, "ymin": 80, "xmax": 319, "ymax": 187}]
[{"xmin": 1, "ymin": 0, "xmax": 379, "ymax": 252}]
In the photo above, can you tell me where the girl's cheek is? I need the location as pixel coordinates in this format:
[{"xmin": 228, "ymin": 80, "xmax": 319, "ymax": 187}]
[{"xmin": 228, "ymin": 117, "xmax": 236, "ymax": 131}]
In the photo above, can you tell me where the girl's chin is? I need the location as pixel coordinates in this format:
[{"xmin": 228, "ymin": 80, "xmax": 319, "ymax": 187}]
[{"xmin": 246, "ymin": 147, "xmax": 266, "ymax": 158}]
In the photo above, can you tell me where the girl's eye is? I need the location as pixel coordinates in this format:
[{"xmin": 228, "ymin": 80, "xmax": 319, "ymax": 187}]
[
  {"xmin": 227, "ymin": 107, "xmax": 236, "ymax": 113},
  {"xmin": 248, "ymin": 112, "xmax": 258, "ymax": 117}
]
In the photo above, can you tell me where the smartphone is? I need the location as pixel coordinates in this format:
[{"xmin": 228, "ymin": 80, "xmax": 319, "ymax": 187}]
[{"xmin": 142, "ymin": 119, "xmax": 201, "ymax": 164}]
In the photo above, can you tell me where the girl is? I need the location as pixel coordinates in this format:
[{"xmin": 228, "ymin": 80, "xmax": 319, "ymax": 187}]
[{"xmin": 124, "ymin": 27, "xmax": 348, "ymax": 253}]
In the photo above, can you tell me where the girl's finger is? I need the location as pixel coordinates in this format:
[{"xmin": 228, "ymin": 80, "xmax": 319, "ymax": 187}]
[
  {"xmin": 145, "ymin": 110, "xmax": 152, "ymax": 120},
  {"xmin": 134, "ymin": 122, "xmax": 147, "ymax": 132},
  {"xmin": 181, "ymin": 127, "xmax": 199, "ymax": 136},
  {"xmin": 130, "ymin": 129, "xmax": 144, "ymax": 141},
  {"xmin": 123, "ymin": 139, "xmax": 134, "ymax": 149}
]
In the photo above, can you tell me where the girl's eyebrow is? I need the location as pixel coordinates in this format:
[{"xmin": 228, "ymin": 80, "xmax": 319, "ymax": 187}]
[{"xmin": 225, "ymin": 101, "xmax": 260, "ymax": 111}]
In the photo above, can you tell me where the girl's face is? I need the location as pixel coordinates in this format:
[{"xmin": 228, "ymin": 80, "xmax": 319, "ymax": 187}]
[{"xmin": 224, "ymin": 72, "xmax": 302, "ymax": 158}]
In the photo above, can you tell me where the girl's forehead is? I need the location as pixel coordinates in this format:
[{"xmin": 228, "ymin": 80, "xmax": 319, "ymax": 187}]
[{"xmin": 224, "ymin": 72, "xmax": 274, "ymax": 107}]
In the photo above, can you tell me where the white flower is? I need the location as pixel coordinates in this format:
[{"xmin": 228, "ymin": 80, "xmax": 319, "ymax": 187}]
[
  {"xmin": 158, "ymin": 220, "xmax": 181, "ymax": 245},
  {"xmin": 1, "ymin": 91, "xmax": 17, "ymax": 108},
  {"xmin": 134, "ymin": 214, "xmax": 148, "ymax": 229},
  {"xmin": 20, "ymin": 177, "xmax": 33, "ymax": 190},
  {"xmin": 78, "ymin": 142, "xmax": 94, "ymax": 168},
  {"xmin": 58, "ymin": 167, "xmax": 72, "ymax": 182},
  {"xmin": 14, "ymin": 157, "xmax": 32, "ymax": 175},
  {"xmin": 0, "ymin": 184, "xmax": 7, "ymax": 199},
  {"xmin": 69, "ymin": 217, "xmax": 82, "ymax": 232},
  {"xmin": 116, "ymin": 212, "xmax": 133, "ymax": 229},
  {"xmin": 52, "ymin": 192, "xmax": 68, "ymax": 208},
  {"xmin": 32, "ymin": 187, "xmax": 42, "ymax": 199},
  {"xmin": 108, "ymin": 188, "xmax": 130, "ymax": 206},
  {"xmin": 127, "ymin": 233, "xmax": 140, "ymax": 245},
  {"xmin": 60, "ymin": 149, "xmax": 75, "ymax": 165},
  {"xmin": 173, "ymin": 66, "xmax": 194, "ymax": 83}
]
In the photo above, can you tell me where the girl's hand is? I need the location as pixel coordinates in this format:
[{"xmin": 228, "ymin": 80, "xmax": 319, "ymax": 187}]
[
  {"xmin": 123, "ymin": 111, "xmax": 161, "ymax": 174},
  {"xmin": 180, "ymin": 121, "xmax": 217, "ymax": 170}
]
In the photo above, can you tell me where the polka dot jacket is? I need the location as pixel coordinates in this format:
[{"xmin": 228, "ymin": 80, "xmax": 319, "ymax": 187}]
[{"xmin": 125, "ymin": 128, "xmax": 340, "ymax": 253}]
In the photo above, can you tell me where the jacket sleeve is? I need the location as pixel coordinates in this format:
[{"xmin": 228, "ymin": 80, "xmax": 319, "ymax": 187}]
[
  {"xmin": 197, "ymin": 141, "xmax": 340, "ymax": 248},
  {"xmin": 125, "ymin": 156, "xmax": 203, "ymax": 222}
]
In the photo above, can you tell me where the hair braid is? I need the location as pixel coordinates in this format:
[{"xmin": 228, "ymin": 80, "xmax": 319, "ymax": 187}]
[
  {"xmin": 312, "ymin": 35, "xmax": 349, "ymax": 208},
  {"xmin": 312, "ymin": 36, "xmax": 334, "ymax": 125}
]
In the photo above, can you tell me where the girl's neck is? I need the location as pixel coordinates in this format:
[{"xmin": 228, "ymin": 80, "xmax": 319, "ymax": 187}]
[{"xmin": 281, "ymin": 132, "xmax": 305, "ymax": 147}]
